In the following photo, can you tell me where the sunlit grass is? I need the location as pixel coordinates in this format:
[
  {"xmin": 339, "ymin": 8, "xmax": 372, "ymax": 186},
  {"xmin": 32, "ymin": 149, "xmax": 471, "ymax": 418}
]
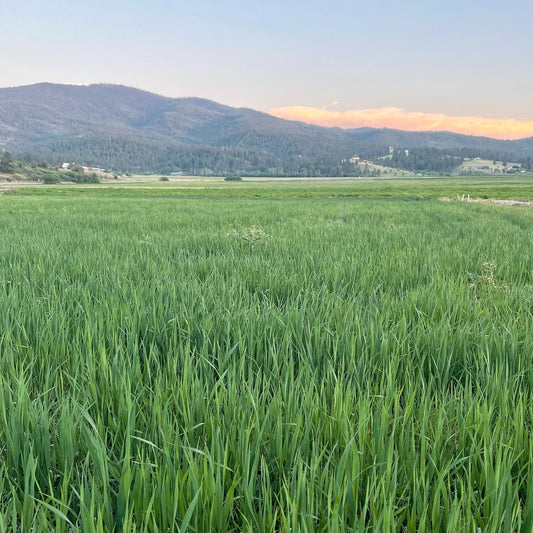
[{"xmin": 0, "ymin": 182, "xmax": 532, "ymax": 530}]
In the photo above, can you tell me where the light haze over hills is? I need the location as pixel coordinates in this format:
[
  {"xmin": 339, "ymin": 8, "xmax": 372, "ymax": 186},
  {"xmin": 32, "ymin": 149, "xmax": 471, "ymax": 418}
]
[{"xmin": 0, "ymin": 83, "xmax": 531, "ymax": 174}]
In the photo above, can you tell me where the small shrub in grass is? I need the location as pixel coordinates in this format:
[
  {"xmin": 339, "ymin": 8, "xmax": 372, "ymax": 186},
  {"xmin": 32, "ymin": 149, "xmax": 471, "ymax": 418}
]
[
  {"xmin": 470, "ymin": 261, "xmax": 507, "ymax": 288},
  {"xmin": 159, "ymin": 176, "xmax": 169, "ymax": 181},
  {"xmin": 224, "ymin": 175, "xmax": 243, "ymax": 181},
  {"xmin": 469, "ymin": 261, "xmax": 509, "ymax": 304},
  {"xmin": 42, "ymin": 174, "xmax": 61, "ymax": 184},
  {"xmin": 69, "ymin": 172, "xmax": 100, "ymax": 184},
  {"xmin": 229, "ymin": 225, "xmax": 270, "ymax": 244}
]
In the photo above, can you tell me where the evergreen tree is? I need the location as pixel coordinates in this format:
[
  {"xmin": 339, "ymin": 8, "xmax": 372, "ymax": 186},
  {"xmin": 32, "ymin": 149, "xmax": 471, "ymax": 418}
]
[{"xmin": 0, "ymin": 151, "xmax": 13, "ymax": 173}]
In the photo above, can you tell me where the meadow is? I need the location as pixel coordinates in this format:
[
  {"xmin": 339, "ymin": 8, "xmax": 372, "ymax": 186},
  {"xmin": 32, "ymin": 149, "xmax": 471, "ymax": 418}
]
[{"xmin": 1, "ymin": 177, "xmax": 533, "ymax": 531}]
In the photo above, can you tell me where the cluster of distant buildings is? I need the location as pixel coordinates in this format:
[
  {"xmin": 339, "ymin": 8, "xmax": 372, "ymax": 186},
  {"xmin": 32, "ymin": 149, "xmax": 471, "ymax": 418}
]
[
  {"xmin": 61, "ymin": 163, "xmax": 106, "ymax": 174},
  {"xmin": 462, "ymin": 157, "xmax": 526, "ymax": 173}
]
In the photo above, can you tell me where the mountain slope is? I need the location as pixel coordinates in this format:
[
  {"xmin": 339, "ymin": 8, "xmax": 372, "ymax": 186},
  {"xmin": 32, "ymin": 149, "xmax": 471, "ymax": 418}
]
[
  {"xmin": 0, "ymin": 83, "xmax": 531, "ymax": 174},
  {"xmin": 345, "ymin": 128, "xmax": 533, "ymax": 157}
]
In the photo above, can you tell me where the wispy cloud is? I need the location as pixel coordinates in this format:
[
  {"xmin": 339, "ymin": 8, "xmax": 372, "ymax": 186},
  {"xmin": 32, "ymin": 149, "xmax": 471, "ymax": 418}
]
[{"xmin": 267, "ymin": 106, "xmax": 533, "ymax": 140}]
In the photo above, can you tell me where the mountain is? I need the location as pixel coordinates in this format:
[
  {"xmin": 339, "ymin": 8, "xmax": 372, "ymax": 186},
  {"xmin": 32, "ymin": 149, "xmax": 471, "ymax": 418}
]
[
  {"xmin": 345, "ymin": 128, "xmax": 533, "ymax": 157},
  {"xmin": 0, "ymin": 83, "xmax": 531, "ymax": 174}
]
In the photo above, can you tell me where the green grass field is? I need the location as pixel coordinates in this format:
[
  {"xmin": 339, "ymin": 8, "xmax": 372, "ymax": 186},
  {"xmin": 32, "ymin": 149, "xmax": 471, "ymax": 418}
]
[
  {"xmin": 1, "ymin": 178, "xmax": 533, "ymax": 531},
  {"xmin": 6, "ymin": 175, "xmax": 533, "ymax": 201}
]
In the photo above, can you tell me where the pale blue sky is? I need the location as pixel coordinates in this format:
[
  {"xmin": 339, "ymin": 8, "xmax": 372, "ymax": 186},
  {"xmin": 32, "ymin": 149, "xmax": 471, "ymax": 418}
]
[{"xmin": 2, "ymin": 0, "xmax": 532, "ymax": 120}]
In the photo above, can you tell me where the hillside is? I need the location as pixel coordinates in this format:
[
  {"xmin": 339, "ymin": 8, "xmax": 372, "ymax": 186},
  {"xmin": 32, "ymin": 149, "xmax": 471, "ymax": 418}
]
[{"xmin": 0, "ymin": 83, "xmax": 532, "ymax": 174}]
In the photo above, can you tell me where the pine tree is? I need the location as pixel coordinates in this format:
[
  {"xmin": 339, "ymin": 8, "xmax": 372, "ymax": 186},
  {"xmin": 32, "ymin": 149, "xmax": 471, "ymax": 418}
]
[{"xmin": 0, "ymin": 151, "xmax": 13, "ymax": 173}]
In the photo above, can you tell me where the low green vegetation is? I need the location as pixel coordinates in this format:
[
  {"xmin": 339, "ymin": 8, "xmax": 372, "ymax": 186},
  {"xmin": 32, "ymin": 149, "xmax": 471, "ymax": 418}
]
[
  {"xmin": 6, "ymin": 175, "xmax": 533, "ymax": 202},
  {"xmin": 1, "ymin": 179, "xmax": 533, "ymax": 531},
  {"xmin": 0, "ymin": 156, "xmax": 100, "ymax": 184}
]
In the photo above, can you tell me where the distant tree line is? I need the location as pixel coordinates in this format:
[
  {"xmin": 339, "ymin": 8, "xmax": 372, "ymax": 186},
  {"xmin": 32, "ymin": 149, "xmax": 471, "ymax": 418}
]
[
  {"xmin": 19, "ymin": 136, "xmax": 385, "ymax": 176},
  {"xmin": 11, "ymin": 135, "xmax": 531, "ymax": 177},
  {"xmin": 378, "ymin": 148, "xmax": 463, "ymax": 173}
]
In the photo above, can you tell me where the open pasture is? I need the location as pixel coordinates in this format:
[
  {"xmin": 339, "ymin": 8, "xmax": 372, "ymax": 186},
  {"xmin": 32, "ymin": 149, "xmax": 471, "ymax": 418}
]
[{"xmin": 1, "ymin": 178, "xmax": 533, "ymax": 531}]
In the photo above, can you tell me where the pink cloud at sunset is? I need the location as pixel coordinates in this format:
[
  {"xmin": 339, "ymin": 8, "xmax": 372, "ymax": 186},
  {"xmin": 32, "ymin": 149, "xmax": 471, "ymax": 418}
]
[{"xmin": 267, "ymin": 106, "xmax": 533, "ymax": 140}]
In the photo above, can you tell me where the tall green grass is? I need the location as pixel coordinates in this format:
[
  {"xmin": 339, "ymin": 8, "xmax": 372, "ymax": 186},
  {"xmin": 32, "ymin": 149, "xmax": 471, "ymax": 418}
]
[{"xmin": 0, "ymin": 187, "xmax": 533, "ymax": 531}]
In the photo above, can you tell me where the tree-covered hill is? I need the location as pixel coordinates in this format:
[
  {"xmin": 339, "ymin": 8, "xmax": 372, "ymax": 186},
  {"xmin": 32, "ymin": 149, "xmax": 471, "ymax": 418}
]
[{"xmin": 0, "ymin": 83, "xmax": 531, "ymax": 174}]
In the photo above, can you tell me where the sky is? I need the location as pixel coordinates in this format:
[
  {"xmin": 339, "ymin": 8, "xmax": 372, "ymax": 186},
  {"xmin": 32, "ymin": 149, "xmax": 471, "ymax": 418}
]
[{"xmin": 2, "ymin": 0, "xmax": 532, "ymax": 139}]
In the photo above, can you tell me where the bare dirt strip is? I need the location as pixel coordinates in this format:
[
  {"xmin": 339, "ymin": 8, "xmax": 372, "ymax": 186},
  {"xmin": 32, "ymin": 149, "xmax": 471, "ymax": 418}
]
[{"xmin": 440, "ymin": 197, "xmax": 533, "ymax": 207}]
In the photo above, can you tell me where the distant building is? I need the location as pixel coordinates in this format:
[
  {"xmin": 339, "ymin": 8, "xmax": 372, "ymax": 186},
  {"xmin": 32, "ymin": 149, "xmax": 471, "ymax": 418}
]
[{"xmin": 61, "ymin": 163, "xmax": 70, "ymax": 169}]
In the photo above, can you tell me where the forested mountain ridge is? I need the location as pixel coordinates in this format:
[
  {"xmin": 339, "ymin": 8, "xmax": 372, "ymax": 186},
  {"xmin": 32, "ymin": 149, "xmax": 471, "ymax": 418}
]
[{"xmin": 0, "ymin": 83, "xmax": 531, "ymax": 175}]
